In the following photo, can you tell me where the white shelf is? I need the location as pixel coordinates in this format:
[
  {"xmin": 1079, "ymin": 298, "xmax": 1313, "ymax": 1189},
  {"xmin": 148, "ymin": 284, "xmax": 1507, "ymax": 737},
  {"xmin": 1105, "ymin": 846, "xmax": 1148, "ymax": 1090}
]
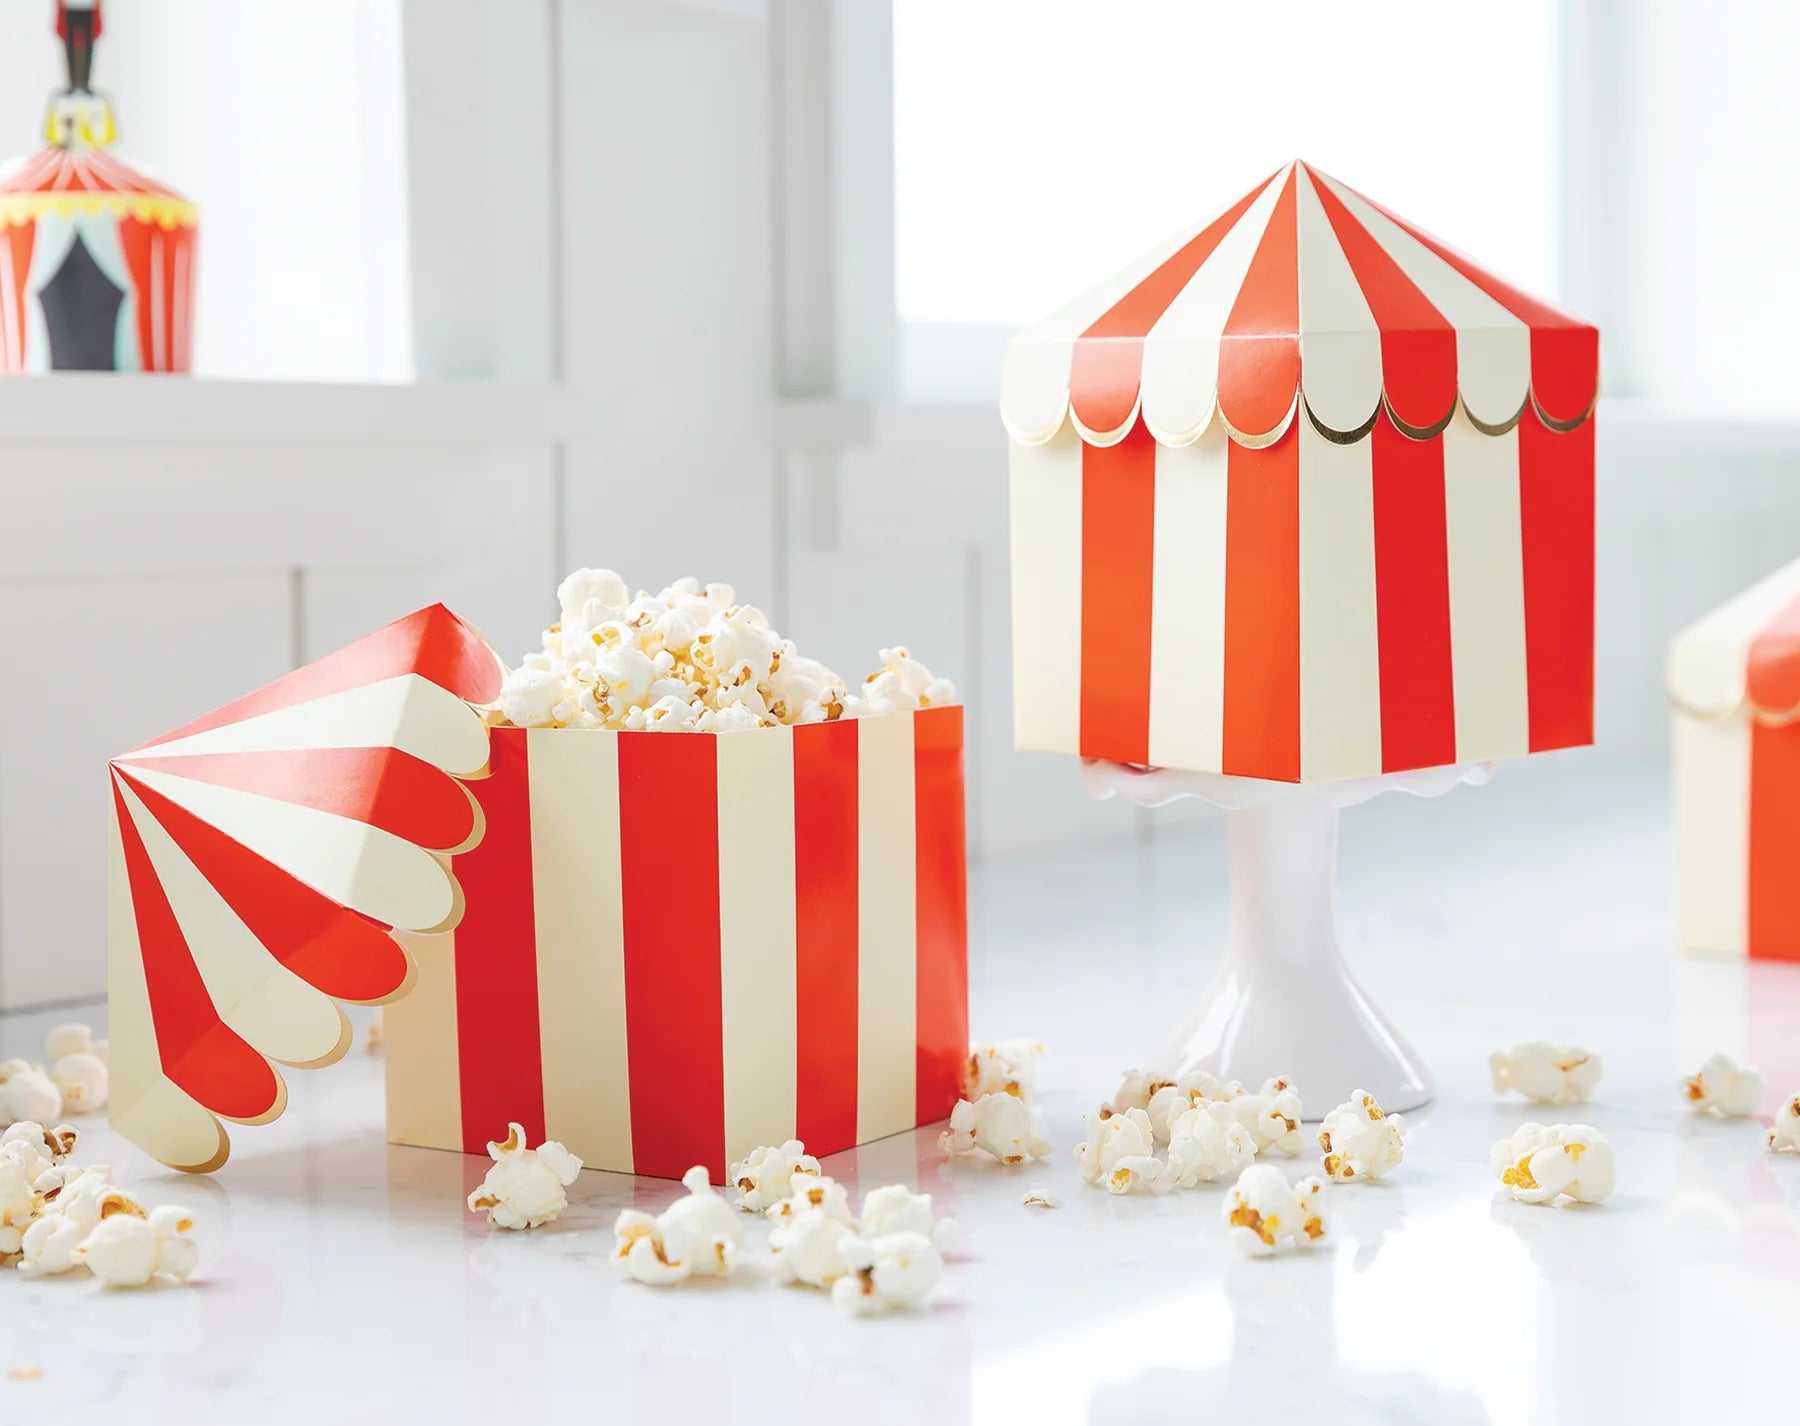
[{"xmin": 0, "ymin": 375, "xmax": 587, "ymax": 445}]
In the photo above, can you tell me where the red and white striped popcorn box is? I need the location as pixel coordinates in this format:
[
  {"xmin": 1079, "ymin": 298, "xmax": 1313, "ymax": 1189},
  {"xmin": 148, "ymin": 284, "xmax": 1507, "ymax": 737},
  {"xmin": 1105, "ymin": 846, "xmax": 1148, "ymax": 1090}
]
[
  {"xmin": 106, "ymin": 604, "xmax": 969, "ymax": 1177},
  {"xmin": 1671, "ymin": 560, "xmax": 1800, "ymax": 963},
  {"xmin": 1004, "ymin": 161, "xmax": 1599, "ymax": 780}
]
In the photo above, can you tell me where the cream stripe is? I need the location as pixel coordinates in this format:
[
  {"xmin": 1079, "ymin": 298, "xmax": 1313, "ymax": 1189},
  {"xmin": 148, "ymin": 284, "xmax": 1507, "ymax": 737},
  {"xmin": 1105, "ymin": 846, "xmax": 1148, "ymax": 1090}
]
[
  {"xmin": 1147, "ymin": 426, "xmax": 1229, "ymax": 771},
  {"xmin": 119, "ymin": 780, "xmax": 347, "ymax": 1069},
  {"xmin": 383, "ymin": 928, "xmax": 464, "ymax": 1150},
  {"xmin": 0, "ymin": 241, "xmax": 17, "ymax": 367},
  {"xmin": 857, "ymin": 710, "xmax": 917, "ymax": 1142},
  {"xmin": 1009, "ymin": 425, "xmax": 1083, "ymax": 756},
  {"xmin": 528, "ymin": 729, "xmax": 633, "ymax": 1172},
  {"xmin": 106, "ymin": 780, "xmax": 229, "ymax": 1172},
  {"xmin": 717, "ymin": 727, "xmax": 799, "ymax": 1166},
  {"xmin": 132, "ymin": 673, "xmax": 490, "ymax": 778},
  {"xmin": 1443, "ymin": 412, "xmax": 1530, "ymax": 761},
  {"xmin": 1298, "ymin": 417, "xmax": 1382, "ymax": 780},
  {"xmin": 1675, "ymin": 715, "xmax": 1749, "ymax": 959},
  {"xmin": 151, "ymin": 232, "xmax": 166, "ymax": 370},
  {"xmin": 1293, "ymin": 167, "xmax": 1384, "ymax": 437}
]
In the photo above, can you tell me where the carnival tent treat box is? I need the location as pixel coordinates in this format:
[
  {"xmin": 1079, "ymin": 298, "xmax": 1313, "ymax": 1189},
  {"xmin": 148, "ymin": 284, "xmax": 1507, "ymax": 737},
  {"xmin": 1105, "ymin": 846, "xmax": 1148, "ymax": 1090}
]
[{"xmin": 106, "ymin": 605, "xmax": 968, "ymax": 1180}]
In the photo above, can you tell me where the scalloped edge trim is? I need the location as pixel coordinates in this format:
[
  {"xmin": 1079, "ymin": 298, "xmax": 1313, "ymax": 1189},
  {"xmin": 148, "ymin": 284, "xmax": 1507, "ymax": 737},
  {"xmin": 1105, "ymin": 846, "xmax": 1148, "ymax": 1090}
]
[{"xmin": 0, "ymin": 190, "xmax": 199, "ymax": 231}]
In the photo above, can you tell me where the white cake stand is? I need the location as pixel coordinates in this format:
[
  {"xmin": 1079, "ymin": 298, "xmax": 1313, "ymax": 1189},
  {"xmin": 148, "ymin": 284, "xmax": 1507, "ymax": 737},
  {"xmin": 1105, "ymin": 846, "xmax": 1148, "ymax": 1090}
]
[{"xmin": 1083, "ymin": 759, "xmax": 1492, "ymax": 1114}]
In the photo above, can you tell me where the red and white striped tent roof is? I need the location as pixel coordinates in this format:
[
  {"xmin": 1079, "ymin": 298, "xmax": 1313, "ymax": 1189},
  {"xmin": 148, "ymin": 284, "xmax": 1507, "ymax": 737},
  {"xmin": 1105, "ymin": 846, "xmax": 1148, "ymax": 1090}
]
[
  {"xmin": 0, "ymin": 143, "xmax": 195, "ymax": 222},
  {"xmin": 1001, "ymin": 160, "xmax": 1597, "ymax": 450}
]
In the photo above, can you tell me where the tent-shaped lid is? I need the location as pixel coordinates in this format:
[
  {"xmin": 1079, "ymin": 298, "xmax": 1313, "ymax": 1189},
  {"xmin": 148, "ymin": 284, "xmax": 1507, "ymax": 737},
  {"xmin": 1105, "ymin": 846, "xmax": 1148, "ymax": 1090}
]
[
  {"xmin": 1670, "ymin": 559, "xmax": 1800, "ymax": 725},
  {"xmin": 0, "ymin": 144, "xmax": 196, "ymax": 228},
  {"xmin": 1002, "ymin": 159, "xmax": 1598, "ymax": 450},
  {"xmin": 107, "ymin": 604, "xmax": 505, "ymax": 1173}
]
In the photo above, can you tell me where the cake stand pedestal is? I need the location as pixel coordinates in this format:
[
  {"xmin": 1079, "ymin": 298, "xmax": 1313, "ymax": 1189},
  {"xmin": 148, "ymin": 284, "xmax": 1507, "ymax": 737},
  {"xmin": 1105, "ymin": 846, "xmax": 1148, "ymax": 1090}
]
[{"xmin": 1083, "ymin": 760, "xmax": 1491, "ymax": 1114}]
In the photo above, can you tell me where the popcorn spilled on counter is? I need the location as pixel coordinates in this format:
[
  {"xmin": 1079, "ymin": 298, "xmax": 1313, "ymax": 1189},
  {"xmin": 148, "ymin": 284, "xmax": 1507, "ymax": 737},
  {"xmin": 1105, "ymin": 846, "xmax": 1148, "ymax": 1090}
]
[
  {"xmin": 1490, "ymin": 1042, "xmax": 1602, "ymax": 1106},
  {"xmin": 1319, "ymin": 1091, "xmax": 1407, "ymax": 1182},
  {"xmin": 0, "ymin": 1060, "xmax": 61, "ymax": 1127},
  {"xmin": 1231, "ymin": 1077, "xmax": 1305, "ymax": 1158},
  {"xmin": 1145, "ymin": 1072, "xmax": 1241, "ymax": 1145},
  {"xmin": 1222, "ymin": 1165, "xmax": 1329, "ymax": 1257},
  {"xmin": 1073, "ymin": 1107, "xmax": 1161, "ymax": 1195},
  {"xmin": 939, "ymin": 1093, "xmax": 1051, "ymax": 1165},
  {"xmin": 832, "ymin": 1232, "xmax": 944, "ymax": 1316},
  {"xmin": 1491, "ymin": 1123, "xmax": 1615, "ymax": 1206},
  {"xmin": 44, "ymin": 1024, "xmax": 108, "ymax": 1117},
  {"xmin": 729, "ymin": 1139, "xmax": 822, "ymax": 1213},
  {"xmin": 466, "ymin": 1123, "xmax": 583, "ymax": 1230},
  {"xmin": 1770, "ymin": 1095, "xmax": 1800, "ymax": 1154},
  {"xmin": 962, "ymin": 1039, "xmax": 1046, "ymax": 1104},
  {"xmin": 1163, "ymin": 1101, "xmax": 1257, "ymax": 1189},
  {"xmin": 1108, "ymin": 1069, "xmax": 1175, "ymax": 1117},
  {"xmin": 1682, "ymin": 1054, "xmax": 1766, "ymax": 1118},
  {"xmin": 613, "ymin": 1167, "xmax": 742, "ymax": 1285},
  {"xmin": 494, "ymin": 568, "xmax": 957, "ymax": 732},
  {"xmin": 75, "ymin": 1206, "xmax": 198, "ymax": 1289}
]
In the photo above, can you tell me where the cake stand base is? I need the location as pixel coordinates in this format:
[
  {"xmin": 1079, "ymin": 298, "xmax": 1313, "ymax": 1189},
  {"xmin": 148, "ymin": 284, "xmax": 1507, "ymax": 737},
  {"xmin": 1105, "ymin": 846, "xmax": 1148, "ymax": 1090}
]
[{"xmin": 1084, "ymin": 760, "xmax": 1490, "ymax": 1115}]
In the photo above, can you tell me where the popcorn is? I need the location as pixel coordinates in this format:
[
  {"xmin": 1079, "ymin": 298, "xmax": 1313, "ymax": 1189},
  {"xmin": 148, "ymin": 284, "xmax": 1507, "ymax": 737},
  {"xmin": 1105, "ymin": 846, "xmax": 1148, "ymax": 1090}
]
[
  {"xmin": 858, "ymin": 1183, "xmax": 960, "ymax": 1250},
  {"xmin": 939, "ymin": 1094, "xmax": 1051, "ymax": 1165},
  {"xmin": 612, "ymin": 1166, "xmax": 741, "ymax": 1285},
  {"xmin": 1163, "ymin": 1100, "xmax": 1257, "ymax": 1188},
  {"xmin": 1073, "ymin": 1107, "xmax": 1162, "ymax": 1194},
  {"xmin": 0, "ymin": 1159, "xmax": 36, "ymax": 1257},
  {"xmin": 1489, "ymin": 1043, "xmax": 1602, "ymax": 1106},
  {"xmin": 1021, "ymin": 1190, "xmax": 1062, "ymax": 1209},
  {"xmin": 1108, "ymin": 1068, "xmax": 1175, "ymax": 1116},
  {"xmin": 1682, "ymin": 1053, "xmax": 1766, "ymax": 1118},
  {"xmin": 766, "ymin": 1175, "xmax": 856, "ymax": 1226},
  {"xmin": 1229, "ymin": 1077, "xmax": 1304, "ymax": 1157},
  {"xmin": 0, "ymin": 1061, "xmax": 61, "ymax": 1127},
  {"xmin": 769, "ymin": 1203, "xmax": 857, "ymax": 1287},
  {"xmin": 0, "ymin": 1121, "xmax": 76, "ymax": 1164},
  {"xmin": 15, "ymin": 1168, "xmax": 121, "ymax": 1275},
  {"xmin": 1319, "ymin": 1091, "xmax": 1407, "ymax": 1181},
  {"xmin": 831, "ymin": 1231, "xmax": 943, "ymax": 1316},
  {"xmin": 1769, "ymin": 1094, "xmax": 1800, "ymax": 1153},
  {"xmin": 44, "ymin": 1024, "xmax": 106, "ymax": 1067},
  {"xmin": 498, "ymin": 568, "xmax": 957, "ymax": 733},
  {"xmin": 74, "ymin": 1205, "xmax": 198, "ymax": 1288},
  {"xmin": 1145, "ymin": 1072, "xmax": 1239, "ymax": 1144},
  {"xmin": 466, "ymin": 1123, "xmax": 583, "ymax": 1230},
  {"xmin": 1490, "ymin": 1123, "xmax": 1615, "ymax": 1205},
  {"xmin": 49, "ymin": 1053, "xmax": 107, "ymax": 1117},
  {"xmin": 1222, "ymin": 1165, "xmax": 1329, "ymax": 1257},
  {"xmin": 962, "ymin": 1038, "xmax": 1046, "ymax": 1104},
  {"xmin": 728, "ymin": 1139, "xmax": 822, "ymax": 1213}
]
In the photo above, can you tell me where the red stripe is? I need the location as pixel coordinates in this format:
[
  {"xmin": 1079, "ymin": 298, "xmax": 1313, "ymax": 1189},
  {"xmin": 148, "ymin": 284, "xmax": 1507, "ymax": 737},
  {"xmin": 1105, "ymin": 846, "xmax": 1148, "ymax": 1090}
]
[
  {"xmin": 113, "ymin": 769, "xmax": 413, "ymax": 1003},
  {"xmin": 1221, "ymin": 426, "xmax": 1301, "ymax": 779},
  {"xmin": 119, "ymin": 218, "xmax": 157, "ymax": 370},
  {"xmin": 1216, "ymin": 168, "xmax": 1301, "ymax": 440},
  {"xmin": 1370, "ymin": 412, "xmax": 1456, "ymax": 772},
  {"xmin": 1308, "ymin": 173, "xmax": 1458, "ymax": 434},
  {"xmin": 619, "ymin": 733, "xmax": 725, "ymax": 1180},
  {"xmin": 111, "ymin": 777, "xmax": 281, "ymax": 1121},
  {"xmin": 1068, "ymin": 173, "xmax": 1278, "ymax": 437},
  {"xmin": 135, "ymin": 604, "xmax": 502, "ymax": 752},
  {"xmin": 792, "ymin": 719, "xmax": 860, "ymax": 1155},
  {"xmin": 115, "ymin": 747, "xmax": 478, "ymax": 853},
  {"xmin": 1078, "ymin": 422, "xmax": 1157, "ymax": 762},
  {"xmin": 1744, "ymin": 588, "xmax": 1800, "ymax": 716},
  {"xmin": 1748, "ymin": 724, "xmax": 1800, "ymax": 963},
  {"xmin": 2, "ymin": 224, "xmax": 31, "ymax": 370},
  {"xmin": 1517, "ymin": 413, "xmax": 1595, "ymax": 752},
  {"xmin": 912, "ymin": 707, "xmax": 968, "ymax": 1124},
  {"xmin": 452, "ymin": 728, "xmax": 544, "ymax": 1154}
]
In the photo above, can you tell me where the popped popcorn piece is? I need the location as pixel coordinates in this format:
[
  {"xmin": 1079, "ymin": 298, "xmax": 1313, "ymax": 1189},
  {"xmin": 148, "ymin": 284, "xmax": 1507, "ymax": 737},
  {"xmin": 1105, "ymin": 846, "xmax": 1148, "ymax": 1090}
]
[
  {"xmin": 498, "ymin": 667, "xmax": 566, "ymax": 729},
  {"xmin": 49, "ymin": 1053, "xmax": 107, "ymax": 1117},
  {"xmin": 767, "ymin": 1174, "xmax": 856, "ymax": 1226},
  {"xmin": 1682, "ymin": 1053, "xmax": 1766, "ymax": 1118},
  {"xmin": 831, "ymin": 1231, "xmax": 943, "ymax": 1316},
  {"xmin": 74, "ymin": 1205, "xmax": 198, "ymax": 1288},
  {"xmin": 0, "ymin": 1121, "xmax": 76, "ymax": 1165},
  {"xmin": 612, "ymin": 1166, "xmax": 742, "ymax": 1285},
  {"xmin": 1021, "ymin": 1190, "xmax": 1061, "ymax": 1209},
  {"xmin": 939, "ymin": 1094, "xmax": 1051, "ymax": 1165},
  {"xmin": 1163, "ymin": 1100, "xmax": 1258, "ymax": 1187},
  {"xmin": 466, "ymin": 1123, "xmax": 583, "ymax": 1230},
  {"xmin": 1230, "ymin": 1077, "xmax": 1305, "ymax": 1157},
  {"xmin": 1490, "ymin": 1123, "xmax": 1615, "ymax": 1205},
  {"xmin": 44, "ymin": 1024, "xmax": 105, "ymax": 1067},
  {"xmin": 962, "ymin": 1038, "xmax": 1046, "ymax": 1104},
  {"xmin": 1073, "ymin": 1107, "xmax": 1162, "ymax": 1194},
  {"xmin": 1769, "ymin": 1094, "xmax": 1800, "ymax": 1153},
  {"xmin": 0, "ymin": 1061, "xmax": 61, "ymax": 1127},
  {"xmin": 1145, "ymin": 1073, "xmax": 1240, "ymax": 1145},
  {"xmin": 1319, "ymin": 1091, "xmax": 1407, "ymax": 1182},
  {"xmin": 858, "ymin": 1184, "xmax": 960, "ymax": 1250},
  {"xmin": 1108, "ymin": 1068, "xmax": 1173, "ymax": 1116},
  {"xmin": 1489, "ymin": 1043, "xmax": 1602, "ymax": 1106},
  {"xmin": 1222, "ymin": 1165, "xmax": 1329, "ymax": 1257},
  {"xmin": 0, "ymin": 1159, "xmax": 36, "ymax": 1257},
  {"xmin": 728, "ymin": 1139, "xmax": 822, "ymax": 1213},
  {"xmin": 769, "ymin": 1203, "xmax": 856, "ymax": 1287}
]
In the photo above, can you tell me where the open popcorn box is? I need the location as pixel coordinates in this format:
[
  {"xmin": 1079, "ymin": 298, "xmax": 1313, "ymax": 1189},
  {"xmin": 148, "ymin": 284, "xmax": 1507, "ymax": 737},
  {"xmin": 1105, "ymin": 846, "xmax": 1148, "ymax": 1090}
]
[{"xmin": 105, "ymin": 598, "xmax": 968, "ymax": 1180}]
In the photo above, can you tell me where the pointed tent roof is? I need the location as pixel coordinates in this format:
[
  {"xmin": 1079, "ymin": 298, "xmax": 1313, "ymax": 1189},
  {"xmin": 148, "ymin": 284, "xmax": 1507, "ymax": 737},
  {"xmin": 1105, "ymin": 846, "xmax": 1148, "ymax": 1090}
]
[
  {"xmin": 107, "ymin": 605, "xmax": 504, "ymax": 1172},
  {"xmin": 1001, "ymin": 159, "xmax": 1597, "ymax": 450}
]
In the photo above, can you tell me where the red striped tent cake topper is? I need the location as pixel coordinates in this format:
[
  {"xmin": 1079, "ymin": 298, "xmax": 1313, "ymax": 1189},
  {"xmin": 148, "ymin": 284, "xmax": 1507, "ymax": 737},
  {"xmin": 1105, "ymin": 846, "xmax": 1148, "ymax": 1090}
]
[{"xmin": 1004, "ymin": 159, "xmax": 1598, "ymax": 781}]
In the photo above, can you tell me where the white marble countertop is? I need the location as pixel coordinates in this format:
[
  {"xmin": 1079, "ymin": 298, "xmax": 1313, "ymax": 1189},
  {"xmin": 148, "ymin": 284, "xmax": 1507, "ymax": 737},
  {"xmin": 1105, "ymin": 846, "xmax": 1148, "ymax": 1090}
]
[{"xmin": 1, "ymin": 755, "xmax": 1795, "ymax": 1425}]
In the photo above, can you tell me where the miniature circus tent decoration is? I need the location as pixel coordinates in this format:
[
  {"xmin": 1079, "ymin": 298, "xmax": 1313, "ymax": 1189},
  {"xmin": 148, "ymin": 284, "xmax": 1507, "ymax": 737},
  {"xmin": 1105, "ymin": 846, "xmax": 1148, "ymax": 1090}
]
[
  {"xmin": 1005, "ymin": 159, "xmax": 1599, "ymax": 782},
  {"xmin": 107, "ymin": 606, "xmax": 505, "ymax": 1172}
]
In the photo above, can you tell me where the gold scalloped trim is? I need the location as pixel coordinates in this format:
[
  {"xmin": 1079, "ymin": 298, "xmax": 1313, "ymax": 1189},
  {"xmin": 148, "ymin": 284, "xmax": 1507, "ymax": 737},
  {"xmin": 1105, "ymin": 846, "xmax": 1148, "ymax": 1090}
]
[
  {"xmin": 0, "ymin": 189, "xmax": 198, "ymax": 231},
  {"xmin": 1668, "ymin": 690, "xmax": 1800, "ymax": 729}
]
